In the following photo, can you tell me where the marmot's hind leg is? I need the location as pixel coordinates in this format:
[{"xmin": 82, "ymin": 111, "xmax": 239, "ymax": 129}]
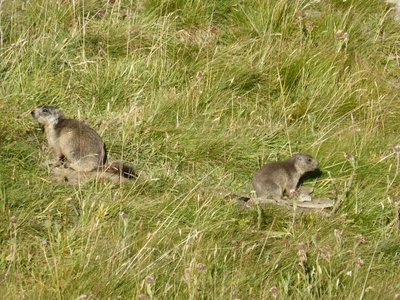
[
  {"xmin": 66, "ymin": 159, "xmax": 99, "ymax": 173},
  {"xmin": 51, "ymin": 167, "xmax": 91, "ymax": 185},
  {"xmin": 254, "ymin": 181, "xmax": 282, "ymax": 199}
]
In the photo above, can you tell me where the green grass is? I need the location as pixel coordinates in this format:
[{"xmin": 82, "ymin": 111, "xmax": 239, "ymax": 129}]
[{"xmin": 1, "ymin": 0, "xmax": 400, "ymax": 298}]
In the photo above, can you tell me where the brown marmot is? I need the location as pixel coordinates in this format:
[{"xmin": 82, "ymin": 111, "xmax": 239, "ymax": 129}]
[
  {"xmin": 252, "ymin": 153, "xmax": 318, "ymax": 199},
  {"xmin": 31, "ymin": 105, "xmax": 137, "ymax": 180}
]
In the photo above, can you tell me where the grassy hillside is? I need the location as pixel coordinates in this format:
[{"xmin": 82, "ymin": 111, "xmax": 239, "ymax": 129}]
[{"xmin": 1, "ymin": 0, "xmax": 400, "ymax": 298}]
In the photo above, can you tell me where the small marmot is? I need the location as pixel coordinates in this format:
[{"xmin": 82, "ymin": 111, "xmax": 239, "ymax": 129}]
[
  {"xmin": 31, "ymin": 105, "xmax": 137, "ymax": 180},
  {"xmin": 252, "ymin": 153, "xmax": 318, "ymax": 199}
]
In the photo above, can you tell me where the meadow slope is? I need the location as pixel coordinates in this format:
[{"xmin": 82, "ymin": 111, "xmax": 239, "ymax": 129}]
[{"xmin": 1, "ymin": 0, "xmax": 400, "ymax": 299}]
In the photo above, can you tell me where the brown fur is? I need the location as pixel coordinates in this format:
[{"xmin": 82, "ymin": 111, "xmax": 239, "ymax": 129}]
[
  {"xmin": 252, "ymin": 153, "xmax": 318, "ymax": 199},
  {"xmin": 32, "ymin": 105, "xmax": 137, "ymax": 181}
]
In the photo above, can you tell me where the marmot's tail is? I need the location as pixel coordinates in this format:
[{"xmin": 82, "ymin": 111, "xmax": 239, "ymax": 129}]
[{"xmin": 106, "ymin": 162, "xmax": 137, "ymax": 179}]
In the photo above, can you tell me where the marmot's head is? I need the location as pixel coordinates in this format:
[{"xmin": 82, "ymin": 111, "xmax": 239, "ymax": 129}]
[
  {"xmin": 292, "ymin": 153, "xmax": 318, "ymax": 174},
  {"xmin": 31, "ymin": 106, "xmax": 64, "ymax": 126}
]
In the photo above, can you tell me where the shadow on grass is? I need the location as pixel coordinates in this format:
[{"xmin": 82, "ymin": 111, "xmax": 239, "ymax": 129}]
[{"xmin": 298, "ymin": 168, "xmax": 323, "ymax": 186}]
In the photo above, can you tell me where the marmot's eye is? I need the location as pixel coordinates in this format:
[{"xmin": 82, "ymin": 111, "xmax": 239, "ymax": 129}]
[
  {"xmin": 308, "ymin": 158, "xmax": 312, "ymax": 162},
  {"xmin": 42, "ymin": 108, "xmax": 48, "ymax": 113}
]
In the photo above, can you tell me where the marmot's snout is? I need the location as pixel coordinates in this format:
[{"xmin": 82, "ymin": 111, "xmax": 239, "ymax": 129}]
[
  {"xmin": 31, "ymin": 109, "xmax": 38, "ymax": 119},
  {"xmin": 293, "ymin": 153, "xmax": 319, "ymax": 173},
  {"xmin": 310, "ymin": 158, "xmax": 318, "ymax": 169},
  {"xmin": 305, "ymin": 157, "xmax": 318, "ymax": 172}
]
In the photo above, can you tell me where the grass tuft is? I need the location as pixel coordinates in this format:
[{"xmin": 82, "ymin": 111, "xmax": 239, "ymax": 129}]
[{"xmin": 2, "ymin": 0, "xmax": 400, "ymax": 298}]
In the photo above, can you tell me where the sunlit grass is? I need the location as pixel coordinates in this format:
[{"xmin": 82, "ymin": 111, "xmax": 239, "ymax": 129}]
[{"xmin": 1, "ymin": 0, "xmax": 400, "ymax": 299}]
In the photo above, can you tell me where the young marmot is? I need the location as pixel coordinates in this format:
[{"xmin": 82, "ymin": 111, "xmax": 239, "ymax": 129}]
[
  {"xmin": 252, "ymin": 153, "xmax": 318, "ymax": 199},
  {"xmin": 31, "ymin": 105, "xmax": 137, "ymax": 180}
]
